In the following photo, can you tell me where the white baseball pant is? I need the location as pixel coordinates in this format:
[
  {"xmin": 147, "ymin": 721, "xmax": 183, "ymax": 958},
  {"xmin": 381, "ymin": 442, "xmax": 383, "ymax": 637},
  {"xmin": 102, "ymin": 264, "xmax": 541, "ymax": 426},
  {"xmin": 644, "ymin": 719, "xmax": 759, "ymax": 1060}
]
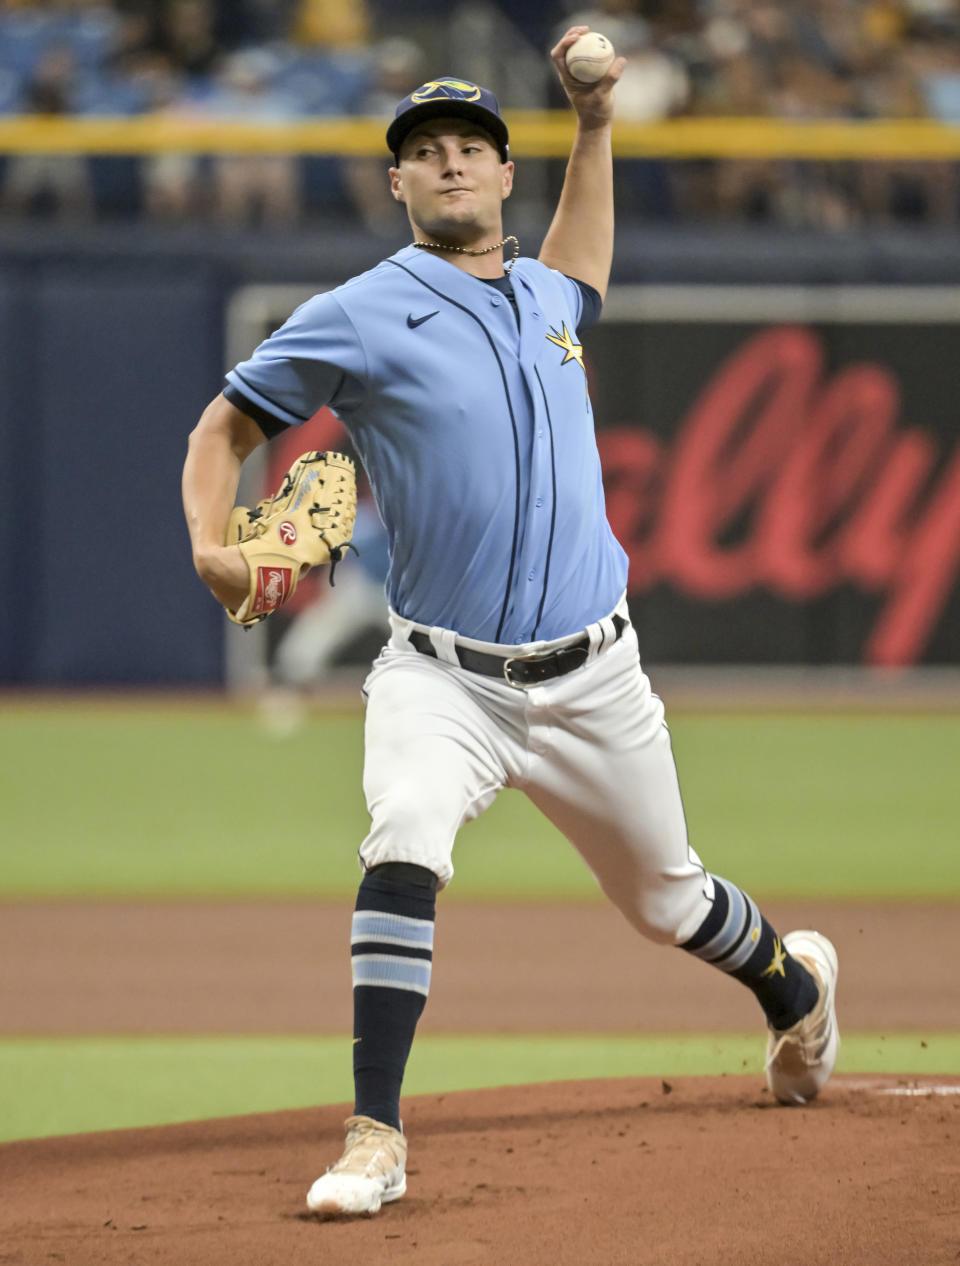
[{"xmin": 358, "ymin": 597, "xmax": 714, "ymax": 945}]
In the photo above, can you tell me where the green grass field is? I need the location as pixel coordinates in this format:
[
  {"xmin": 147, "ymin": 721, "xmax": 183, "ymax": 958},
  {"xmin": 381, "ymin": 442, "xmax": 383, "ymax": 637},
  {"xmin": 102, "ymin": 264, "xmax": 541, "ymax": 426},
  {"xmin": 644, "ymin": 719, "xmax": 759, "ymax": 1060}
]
[
  {"xmin": 1, "ymin": 703, "xmax": 957, "ymax": 1142},
  {"xmin": 2, "ymin": 705, "xmax": 958, "ymax": 898},
  {"xmin": 1, "ymin": 1033, "xmax": 956, "ymax": 1143}
]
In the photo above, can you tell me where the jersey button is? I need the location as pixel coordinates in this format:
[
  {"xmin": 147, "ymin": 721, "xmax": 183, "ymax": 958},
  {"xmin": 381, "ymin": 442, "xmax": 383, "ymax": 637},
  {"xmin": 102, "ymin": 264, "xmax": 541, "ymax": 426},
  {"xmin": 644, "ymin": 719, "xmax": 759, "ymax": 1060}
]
[
  {"xmin": 528, "ymin": 569, "xmax": 536, "ymax": 581},
  {"xmin": 535, "ymin": 497, "xmax": 543, "ymax": 508}
]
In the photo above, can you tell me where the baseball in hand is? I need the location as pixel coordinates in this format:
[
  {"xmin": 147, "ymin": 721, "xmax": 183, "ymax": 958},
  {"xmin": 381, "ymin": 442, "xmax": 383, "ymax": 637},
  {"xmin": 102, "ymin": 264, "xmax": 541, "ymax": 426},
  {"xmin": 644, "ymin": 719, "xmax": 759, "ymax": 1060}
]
[{"xmin": 565, "ymin": 32, "xmax": 616, "ymax": 84}]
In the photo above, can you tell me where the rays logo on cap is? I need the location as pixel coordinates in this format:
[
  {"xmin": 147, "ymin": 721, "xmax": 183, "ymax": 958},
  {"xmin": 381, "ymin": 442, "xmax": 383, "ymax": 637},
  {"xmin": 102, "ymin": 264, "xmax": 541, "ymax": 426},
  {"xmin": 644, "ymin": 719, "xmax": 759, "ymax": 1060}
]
[
  {"xmin": 387, "ymin": 77, "xmax": 510, "ymax": 161},
  {"xmin": 411, "ymin": 78, "xmax": 482, "ymax": 104}
]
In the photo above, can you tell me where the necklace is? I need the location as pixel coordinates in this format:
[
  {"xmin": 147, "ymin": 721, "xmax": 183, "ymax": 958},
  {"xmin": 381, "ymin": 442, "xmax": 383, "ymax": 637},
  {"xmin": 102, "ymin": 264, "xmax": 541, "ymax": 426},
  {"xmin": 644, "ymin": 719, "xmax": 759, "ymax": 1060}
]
[{"xmin": 413, "ymin": 235, "xmax": 519, "ymax": 273}]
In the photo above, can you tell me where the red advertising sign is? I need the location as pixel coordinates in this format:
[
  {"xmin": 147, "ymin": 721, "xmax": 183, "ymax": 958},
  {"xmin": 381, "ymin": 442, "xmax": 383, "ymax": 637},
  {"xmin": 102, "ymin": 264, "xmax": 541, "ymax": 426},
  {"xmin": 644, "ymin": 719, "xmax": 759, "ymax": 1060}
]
[{"xmin": 598, "ymin": 324, "xmax": 960, "ymax": 666}]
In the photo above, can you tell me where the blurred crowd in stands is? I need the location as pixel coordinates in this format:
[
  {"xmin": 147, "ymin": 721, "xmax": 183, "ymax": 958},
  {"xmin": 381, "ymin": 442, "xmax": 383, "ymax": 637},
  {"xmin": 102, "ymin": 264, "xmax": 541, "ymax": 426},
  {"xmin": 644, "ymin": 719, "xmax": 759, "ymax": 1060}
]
[{"xmin": 2, "ymin": 0, "xmax": 960, "ymax": 229}]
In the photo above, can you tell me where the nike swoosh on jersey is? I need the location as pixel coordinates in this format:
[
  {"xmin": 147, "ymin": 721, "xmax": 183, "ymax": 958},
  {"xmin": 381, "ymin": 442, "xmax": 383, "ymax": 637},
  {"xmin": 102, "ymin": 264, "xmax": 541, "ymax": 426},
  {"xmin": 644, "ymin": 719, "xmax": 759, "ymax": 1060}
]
[{"xmin": 407, "ymin": 310, "xmax": 439, "ymax": 328}]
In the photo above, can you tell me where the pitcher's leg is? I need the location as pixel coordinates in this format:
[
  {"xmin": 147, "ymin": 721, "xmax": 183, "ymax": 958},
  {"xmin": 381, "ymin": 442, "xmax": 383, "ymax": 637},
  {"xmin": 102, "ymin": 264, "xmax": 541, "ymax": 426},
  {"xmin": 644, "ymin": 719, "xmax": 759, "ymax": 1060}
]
[
  {"xmin": 308, "ymin": 651, "xmax": 515, "ymax": 1218},
  {"xmin": 351, "ymin": 862, "xmax": 437, "ymax": 1130},
  {"xmin": 356, "ymin": 652, "xmax": 510, "ymax": 1108},
  {"xmin": 522, "ymin": 646, "xmax": 710, "ymax": 944},
  {"xmin": 680, "ymin": 873, "xmax": 816, "ymax": 1027},
  {"xmin": 525, "ymin": 712, "xmax": 712, "ymax": 941},
  {"xmin": 307, "ymin": 858, "xmax": 436, "ymax": 1218},
  {"xmin": 359, "ymin": 651, "xmax": 509, "ymax": 886},
  {"xmin": 309, "ymin": 654, "xmax": 512, "ymax": 1218},
  {"xmin": 523, "ymin": 637, "xmax": 833, "ymax": 1089}
]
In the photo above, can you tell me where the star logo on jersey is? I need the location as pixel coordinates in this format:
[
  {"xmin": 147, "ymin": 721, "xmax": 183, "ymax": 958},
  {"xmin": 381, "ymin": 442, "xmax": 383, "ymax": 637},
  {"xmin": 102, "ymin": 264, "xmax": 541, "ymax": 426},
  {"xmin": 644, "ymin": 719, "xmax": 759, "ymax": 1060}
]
[
  {"xmin": 762, "ymin": 936, "xmax": 787, "ymax": 979},
  {"xmin": 545, "ymin": 323, "xmax": 585, "ymax": 375}
]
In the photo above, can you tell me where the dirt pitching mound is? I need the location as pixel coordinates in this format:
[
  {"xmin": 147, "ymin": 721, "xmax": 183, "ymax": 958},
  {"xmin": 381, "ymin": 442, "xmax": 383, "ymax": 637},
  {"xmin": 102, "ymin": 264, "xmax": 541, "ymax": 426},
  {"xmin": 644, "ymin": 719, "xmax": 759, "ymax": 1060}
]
[{"xmin": 2, "ymin": 1076, "xmax": 957, "ymax": 1266}]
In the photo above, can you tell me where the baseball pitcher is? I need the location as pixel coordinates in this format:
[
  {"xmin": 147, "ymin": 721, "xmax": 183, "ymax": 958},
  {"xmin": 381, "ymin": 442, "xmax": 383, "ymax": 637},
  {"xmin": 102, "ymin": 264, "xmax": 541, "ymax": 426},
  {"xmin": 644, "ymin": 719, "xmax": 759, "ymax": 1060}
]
[{"xmin": 181, "ymin": 26, "xmax": 840, "ymax": 1219}]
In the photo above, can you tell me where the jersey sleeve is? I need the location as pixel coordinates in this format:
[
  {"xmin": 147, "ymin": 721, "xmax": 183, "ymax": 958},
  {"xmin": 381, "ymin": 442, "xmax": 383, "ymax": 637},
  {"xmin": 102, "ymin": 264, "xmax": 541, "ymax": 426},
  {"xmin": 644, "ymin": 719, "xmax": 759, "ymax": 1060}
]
[
  {"xmin": 562, "ymin": 275, "xmax": 603, "ymax": 333},
  {"xmin": 224, "ymin": 291, "xmax": 367, "ymax": 430}
]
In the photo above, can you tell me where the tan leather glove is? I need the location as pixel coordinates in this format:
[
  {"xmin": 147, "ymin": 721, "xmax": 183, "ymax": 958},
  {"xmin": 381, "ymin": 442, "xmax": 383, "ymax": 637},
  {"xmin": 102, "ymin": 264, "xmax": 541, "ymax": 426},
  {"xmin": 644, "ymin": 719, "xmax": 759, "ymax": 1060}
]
[{"xmin": 224, "ymin": 450, "xmax": 357, "ymax": 627}]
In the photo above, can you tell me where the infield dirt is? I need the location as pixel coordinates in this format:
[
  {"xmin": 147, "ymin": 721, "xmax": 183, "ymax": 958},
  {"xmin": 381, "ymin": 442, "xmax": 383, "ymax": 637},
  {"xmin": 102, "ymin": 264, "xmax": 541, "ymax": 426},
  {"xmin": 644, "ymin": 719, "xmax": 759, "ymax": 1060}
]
[
  {"xmin": 1, "ymin": 899, "xmax": 954, "ymax": 1034},
  {"xmin": 1, "ymin": 1076, "xmax": 958, "ymax": 1265},
  {"xmin": 1, "ymin": 898, "xmax": 958, "ymax": 1264}
]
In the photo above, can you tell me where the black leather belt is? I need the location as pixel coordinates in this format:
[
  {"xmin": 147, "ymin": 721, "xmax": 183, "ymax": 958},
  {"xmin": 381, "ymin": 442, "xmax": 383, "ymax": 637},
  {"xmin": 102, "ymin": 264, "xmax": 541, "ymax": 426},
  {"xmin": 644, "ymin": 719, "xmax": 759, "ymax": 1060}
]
[{"xmin": 408, "ymin": 613, "xmax": 628, "ymax": 687}]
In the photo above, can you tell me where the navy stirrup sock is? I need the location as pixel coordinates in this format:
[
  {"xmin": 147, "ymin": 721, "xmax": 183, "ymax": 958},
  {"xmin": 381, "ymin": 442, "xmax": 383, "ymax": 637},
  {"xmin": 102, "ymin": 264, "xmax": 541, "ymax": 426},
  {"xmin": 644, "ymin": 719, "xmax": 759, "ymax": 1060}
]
[
  {"xmin": 351, "ymin": 864, "xmax": 437, "ymax": 1130},
  {"xmin": 680, "ymin": 875, "xmax": 819, "ymax": 1030}
]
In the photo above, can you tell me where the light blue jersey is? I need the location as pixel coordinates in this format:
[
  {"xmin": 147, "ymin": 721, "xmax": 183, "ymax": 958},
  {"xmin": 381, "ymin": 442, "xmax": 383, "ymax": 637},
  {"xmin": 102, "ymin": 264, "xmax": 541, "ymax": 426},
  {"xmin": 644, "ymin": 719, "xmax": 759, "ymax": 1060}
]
[{"xmin": 225, "ymin": 244, "xmax": 627, "ymax": 644}]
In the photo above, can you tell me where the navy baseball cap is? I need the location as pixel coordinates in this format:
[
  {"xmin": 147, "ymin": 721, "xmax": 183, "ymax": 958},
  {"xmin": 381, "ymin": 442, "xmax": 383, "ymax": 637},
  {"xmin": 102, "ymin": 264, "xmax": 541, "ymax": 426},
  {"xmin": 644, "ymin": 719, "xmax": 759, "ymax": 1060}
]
[{"xmin": 386, "ymin": 77, "xmax": 510, "ymax": 162}]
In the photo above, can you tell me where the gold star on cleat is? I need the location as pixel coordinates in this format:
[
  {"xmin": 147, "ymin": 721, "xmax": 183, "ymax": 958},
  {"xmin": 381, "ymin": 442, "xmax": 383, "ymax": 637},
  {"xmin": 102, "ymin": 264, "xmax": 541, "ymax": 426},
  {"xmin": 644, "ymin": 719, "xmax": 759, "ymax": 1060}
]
[
  {"xmin": 545, "ymin": 323, "xmax": 585, "ymax": 373},
  {"xmin": 762, "ymin": 936, "xmax": 787, "ymax": 979}
]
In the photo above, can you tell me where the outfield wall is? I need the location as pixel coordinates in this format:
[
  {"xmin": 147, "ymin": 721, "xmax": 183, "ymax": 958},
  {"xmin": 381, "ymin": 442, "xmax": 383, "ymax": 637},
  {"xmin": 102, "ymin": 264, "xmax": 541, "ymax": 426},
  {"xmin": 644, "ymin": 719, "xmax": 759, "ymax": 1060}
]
[{"xmin": 3, "ymin": 227, "xmax": 960, "ymax": 685}]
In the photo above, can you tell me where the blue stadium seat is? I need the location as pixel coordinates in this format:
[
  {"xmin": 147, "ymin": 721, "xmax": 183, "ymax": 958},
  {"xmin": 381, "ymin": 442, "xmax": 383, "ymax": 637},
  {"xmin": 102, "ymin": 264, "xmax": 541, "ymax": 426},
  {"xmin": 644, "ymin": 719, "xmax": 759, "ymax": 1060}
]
[{"xmin": 0, "ymin": 66, "xmax": 25, "ymax": 114}]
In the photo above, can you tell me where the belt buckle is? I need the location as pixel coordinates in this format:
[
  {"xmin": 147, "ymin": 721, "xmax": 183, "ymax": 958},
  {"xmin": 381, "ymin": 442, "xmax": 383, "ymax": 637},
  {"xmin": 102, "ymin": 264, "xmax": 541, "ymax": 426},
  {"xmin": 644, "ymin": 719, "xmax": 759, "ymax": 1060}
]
[{"xmin": 502, "ymin": 651, "xmax": 548, "ymax": 687}]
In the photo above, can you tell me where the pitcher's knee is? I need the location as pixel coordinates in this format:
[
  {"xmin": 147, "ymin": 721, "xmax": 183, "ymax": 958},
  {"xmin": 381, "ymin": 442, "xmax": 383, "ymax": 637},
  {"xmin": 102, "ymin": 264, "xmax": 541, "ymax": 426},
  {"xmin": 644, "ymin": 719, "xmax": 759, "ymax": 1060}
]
[
  {"xmin": 367, "ymin": 785, "xmax": 449, "ymax": 848},
  {"xmin": 614, "ymin": 874, "xmax": 712, "ymax": 946},
  {"xmin": 359, "ymin": 787, "xmax": 456, "ymax": 888},
  {"xmin": 359, "ymin": 834, "xmax": 454, "ymax": 888}
]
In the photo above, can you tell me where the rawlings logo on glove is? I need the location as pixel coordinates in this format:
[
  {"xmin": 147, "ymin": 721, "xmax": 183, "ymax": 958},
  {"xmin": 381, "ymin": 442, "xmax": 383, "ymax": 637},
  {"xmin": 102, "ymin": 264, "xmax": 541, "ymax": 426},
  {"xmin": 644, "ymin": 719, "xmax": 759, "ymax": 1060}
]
[{"xmin": 224, "ymin": 450, "xmax": 358, "ymax": 627}]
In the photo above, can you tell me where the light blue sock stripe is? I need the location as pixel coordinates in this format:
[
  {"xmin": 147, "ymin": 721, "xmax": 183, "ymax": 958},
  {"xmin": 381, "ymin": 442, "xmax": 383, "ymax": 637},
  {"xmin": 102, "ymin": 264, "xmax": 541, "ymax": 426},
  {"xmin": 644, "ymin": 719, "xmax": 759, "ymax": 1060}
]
[
  {"xmin": 687, "ymin": 877, "xmax": 745, "ymax": 963},
  {"xmin": 718, "ymin": 893, "xmax": 761, "ymax": 972},
  {"xmin": 352, "ymin": 953, "xmax": 432, "ymax": 996},
  {"xmin": 351, "ymin": 911, "xmax": 435, "ymax": 949}
]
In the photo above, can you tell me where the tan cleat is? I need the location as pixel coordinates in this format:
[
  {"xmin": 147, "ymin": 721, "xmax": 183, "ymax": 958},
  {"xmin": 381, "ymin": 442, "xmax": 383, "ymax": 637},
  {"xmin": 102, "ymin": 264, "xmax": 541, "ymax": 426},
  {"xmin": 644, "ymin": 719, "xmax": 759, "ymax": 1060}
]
[
  {"xmin": 765, "ymin": 930, "xmax": 840, "ymax": 1105},
  {"xmin": 306, "ymin": 1115, "xmax": 407, "ymax": 1218}
]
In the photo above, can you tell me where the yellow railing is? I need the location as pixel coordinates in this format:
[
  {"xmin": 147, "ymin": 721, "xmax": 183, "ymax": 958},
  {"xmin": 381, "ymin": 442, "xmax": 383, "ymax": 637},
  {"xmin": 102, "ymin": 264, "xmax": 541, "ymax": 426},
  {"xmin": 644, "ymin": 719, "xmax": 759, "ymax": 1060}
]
[{"xmin": 2, "ymin": 114, "xmax": 960, "ymax": 159}]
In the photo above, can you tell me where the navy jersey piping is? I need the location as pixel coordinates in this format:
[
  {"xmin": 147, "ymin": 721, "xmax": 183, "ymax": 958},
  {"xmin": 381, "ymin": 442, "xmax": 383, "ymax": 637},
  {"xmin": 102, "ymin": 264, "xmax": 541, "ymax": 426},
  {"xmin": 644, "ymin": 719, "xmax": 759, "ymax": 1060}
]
[
  {"xmin": 567, "ymin": 276, "xmax": 602, "ymax": 332},
  {"xmin": 388, "ymin": 258, "xmax": 522, "ymax": 643},
  {"xmin": 230, "ymin": 369, "xmax": 312, "ymax": 423},
  {"xmin": 531, "ymin": 364, "xmax": 559, "ymax": 640},
  {"xmin": 223, "ymin": 382, "xmax": 290, "ymax": 439}
]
